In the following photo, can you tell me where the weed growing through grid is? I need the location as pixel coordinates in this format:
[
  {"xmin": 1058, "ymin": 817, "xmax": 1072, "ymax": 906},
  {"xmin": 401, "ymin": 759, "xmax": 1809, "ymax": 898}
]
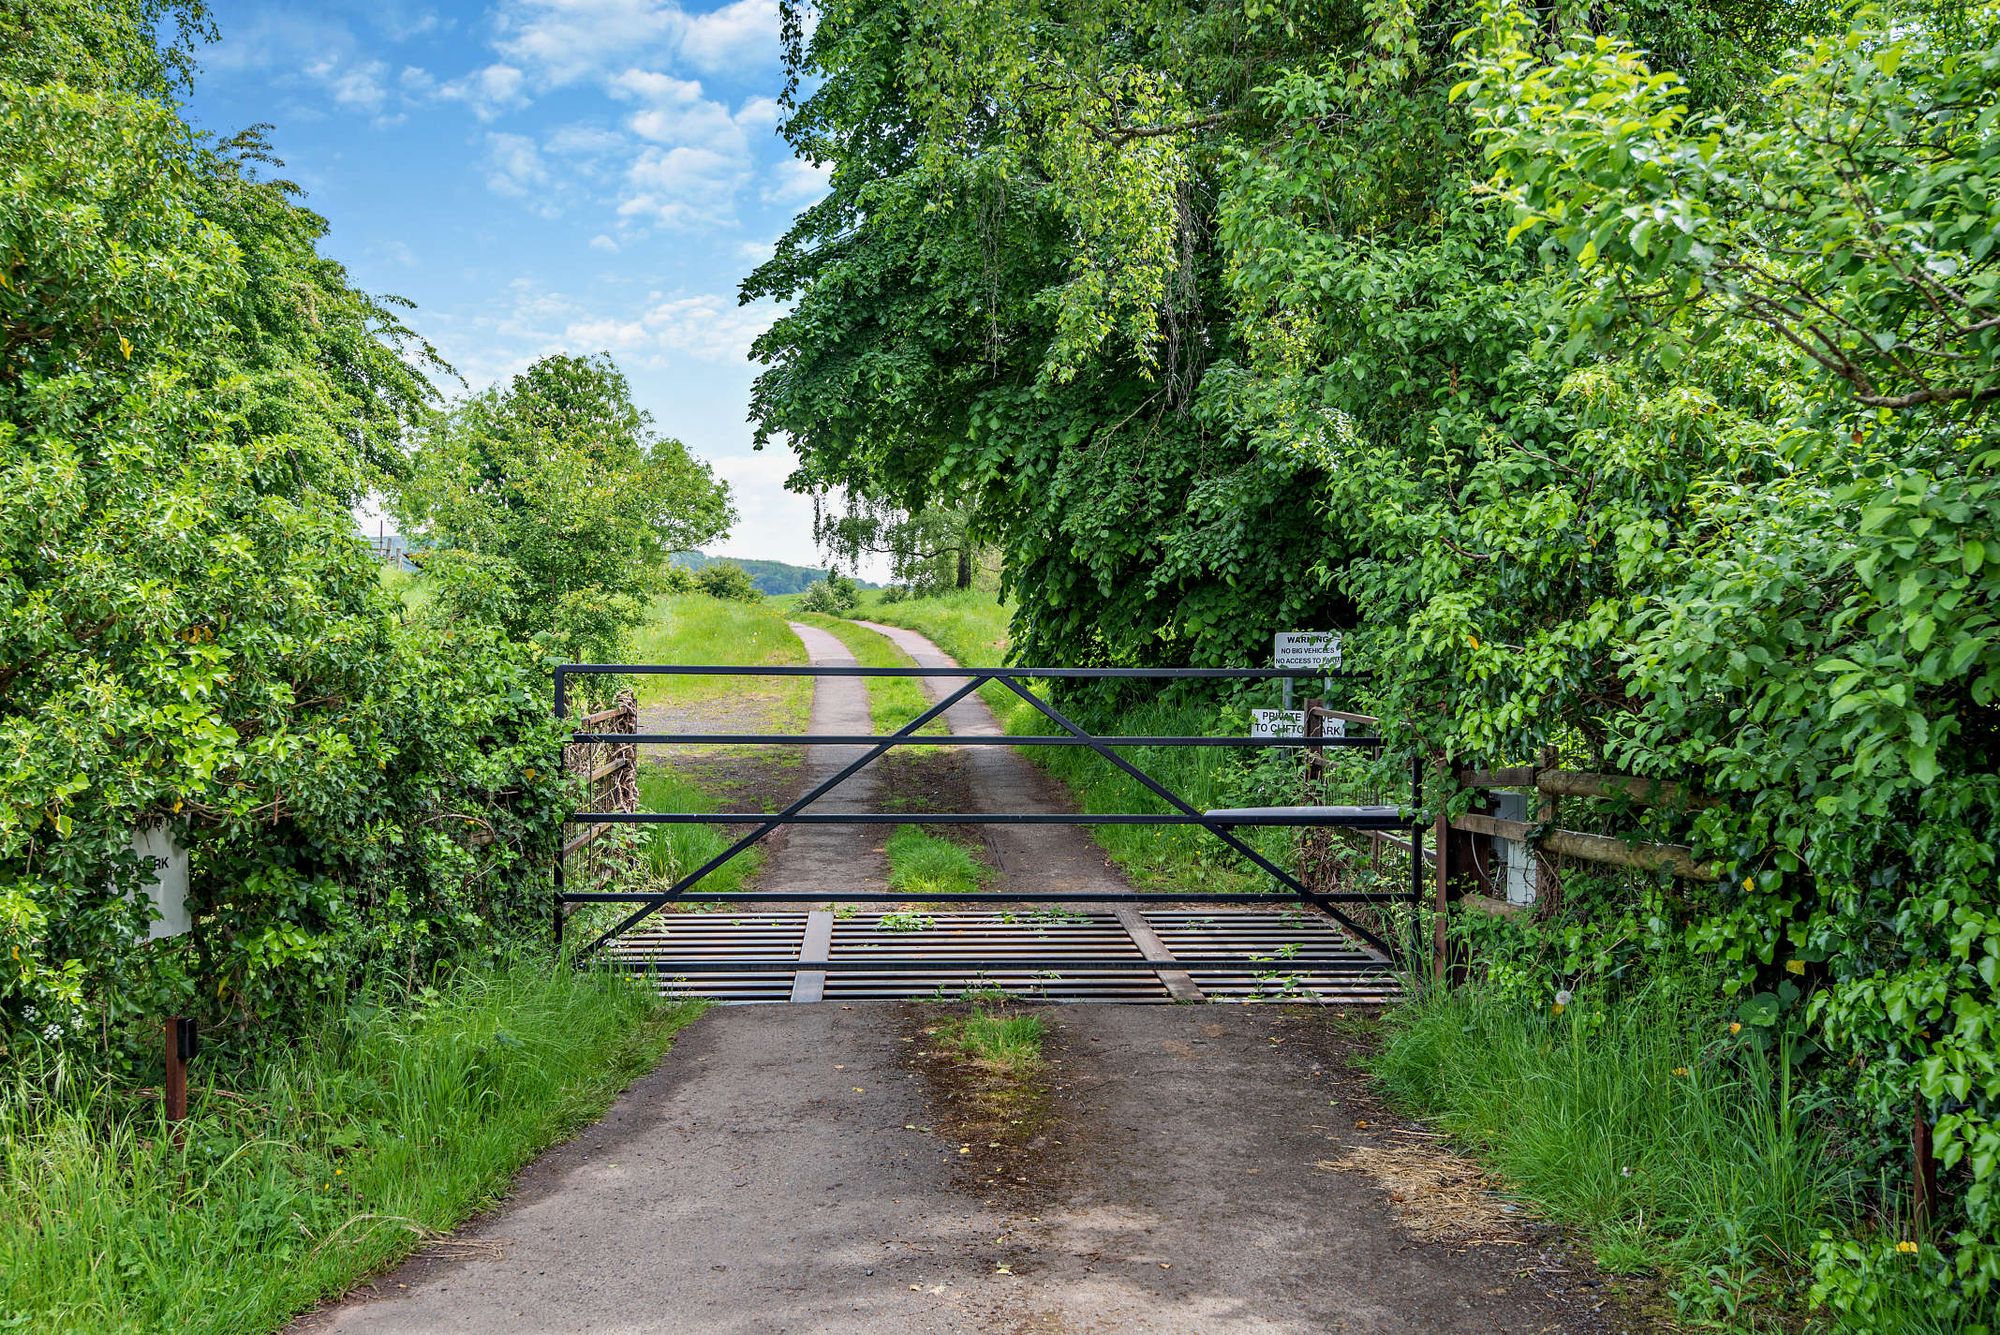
[
  {"xmin": 998, "ymin": 906, "xmax": 1091, "ymax": 926},
  {"xmin": 879, "ymin": 911, "xmax": 936, "ymax": 933}
]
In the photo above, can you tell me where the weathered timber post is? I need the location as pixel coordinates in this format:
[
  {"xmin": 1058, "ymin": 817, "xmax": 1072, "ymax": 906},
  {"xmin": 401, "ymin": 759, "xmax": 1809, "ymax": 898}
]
[{"xmin": 1535, "ymin": 744, "xmax": 1562, "ymax": 917}]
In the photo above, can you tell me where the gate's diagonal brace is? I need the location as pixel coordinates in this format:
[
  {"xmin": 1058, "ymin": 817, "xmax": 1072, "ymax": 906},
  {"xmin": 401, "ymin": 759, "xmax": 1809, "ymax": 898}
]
[
  {"xmin": 994, "ymin": 676, "xmax": 1397, "ymax": 959},
  {"xmin": 576, "ymin": 674, "xmax": 989, "ymax": 957}
]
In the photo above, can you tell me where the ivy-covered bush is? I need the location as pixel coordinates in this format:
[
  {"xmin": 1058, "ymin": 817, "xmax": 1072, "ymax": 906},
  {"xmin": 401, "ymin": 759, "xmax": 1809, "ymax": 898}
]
[{"xmin": 0, "ymin": 2, "xmax": 567, "ymax": 1060}]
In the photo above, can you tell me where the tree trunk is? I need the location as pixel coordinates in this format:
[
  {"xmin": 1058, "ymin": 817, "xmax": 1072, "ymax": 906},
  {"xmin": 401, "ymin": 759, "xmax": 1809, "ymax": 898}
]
[{"xmin": 955, "ymin": 545, "xmax": 972, "ymax": 590}]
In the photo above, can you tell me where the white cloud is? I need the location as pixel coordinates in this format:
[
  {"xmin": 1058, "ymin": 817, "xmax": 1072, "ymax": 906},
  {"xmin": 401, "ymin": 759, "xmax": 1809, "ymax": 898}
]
[
  {"xmin": 734, "ymin": 94, "xmax": 783, "ymax": 130},
  {"xmin": 620, "ymin": 145, "xmax": 746, "ymax": 226},
  {"xmin": 371, "ymin": 7, "xmax": 449, "ymax": 42},
  {"xmin": 609, "ymin": 69, "xmax": 750, "ymax": 154},
  {"xmin": 762, "ymin": 157, "xmax": 830, "ymax": 204},
  {"xmin": 484, "ymin": 132, "xmax": 553, "ymax": 198},
  {"xmin": 440, "ymin": 63, "xmax": 529, "ymax": 121},
  {"xmin": 640, "ymin": 294, "xmax": 782, "ymax": 361},
  {"xmin": 494, "ymin": 0, "xmax": 678, "ymax": 84},
  {"xmin": 590, "ymin": 233, "xmax": 621, "ymax": 252},
  {"xmin": 558, "ymin": 293, "xmax": 781, "ymax": 363},
  {"xmin": 489, "ymin": 0, "xmax": 781, "ymax": 87},
  {"xmin": 547, "ymin": 122, "xmax": 629, "ymax": 156},
  {"xmin": 602, "ymin": 70, "xmax": 803, "ymax": 225},
  {"xmin": 679, "ymin": 0, "xmax": 782, "ymax": 73},
  {"xmin": 304, "ymin": 54, "xmax": 394, "ymax": 114},
  {"xmin": 736, "ymin": 239, "xmax": 776, "ymax": 264}
]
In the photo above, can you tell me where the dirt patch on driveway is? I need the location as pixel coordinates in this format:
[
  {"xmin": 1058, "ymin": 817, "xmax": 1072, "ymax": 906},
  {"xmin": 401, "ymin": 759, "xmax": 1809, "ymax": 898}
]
[{"xmin": 901, "ymin": 1005, "xmax": 1082, "ymax": 1206}]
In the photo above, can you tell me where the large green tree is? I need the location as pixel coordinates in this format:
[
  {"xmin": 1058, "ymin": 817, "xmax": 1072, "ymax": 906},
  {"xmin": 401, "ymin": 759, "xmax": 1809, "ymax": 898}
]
[
  {"xmin": 1460, "ymin": 7, "xmax": 2000, "ymax": 1317},
  {"xmin": 747, "ymin": 0, "xmax": 1811, "ymax": 665},
  {"xmin": 393, "ymin": 353, "xmax": 733, "ymax": 666}
]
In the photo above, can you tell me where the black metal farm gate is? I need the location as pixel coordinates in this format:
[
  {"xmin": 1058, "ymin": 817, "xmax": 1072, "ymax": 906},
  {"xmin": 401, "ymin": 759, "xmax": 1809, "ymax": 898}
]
[{"xmin": 553, "ymin": 663, "xmax": 1422, "ymax": 1003}]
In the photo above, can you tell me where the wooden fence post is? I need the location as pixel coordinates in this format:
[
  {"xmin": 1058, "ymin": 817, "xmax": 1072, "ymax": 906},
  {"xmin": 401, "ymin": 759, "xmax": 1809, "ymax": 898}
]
[
  {"xmin": 1534, "ymin": 743, "xmax": 1561, "ymax": 915},
  {"xmin": 1433, "ymin": 769, "xmax": 1450, "ymax": 985}
]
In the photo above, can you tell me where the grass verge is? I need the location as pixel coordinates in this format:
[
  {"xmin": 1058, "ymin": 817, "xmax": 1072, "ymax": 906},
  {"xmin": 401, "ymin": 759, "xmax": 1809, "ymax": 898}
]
[
  {"xmin": 886, "ymin": 824, "xmax": 990, "ymax": 896},
  {"xmin": 854, "ymin": 589, "xmax": 1014, "ymax": 669},
  {"xmin": 1373, "ymin": 980, "xmax": 1856, "ymax": 1327},
  {"xmin": 0, "ymin": 961, "xmax": 700, "ymax": 1334}
]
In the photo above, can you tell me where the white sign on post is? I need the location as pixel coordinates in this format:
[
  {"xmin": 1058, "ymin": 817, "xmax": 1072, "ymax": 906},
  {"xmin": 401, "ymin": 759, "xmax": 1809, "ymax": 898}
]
[
  {"xmin": 1323, "ymin": 716, "xmax": 1347, "ymax": 739},
  {"xmin": 131, "ymin": 823, "xmax": 190, "ymax": 941},
  {"xmin": 1251, "ymin": 708, "xmax": 1306, "ymax": 739},
  {"xmin": 1273, "ymin": 631, "xmax": 1342, "ymax": 670}
]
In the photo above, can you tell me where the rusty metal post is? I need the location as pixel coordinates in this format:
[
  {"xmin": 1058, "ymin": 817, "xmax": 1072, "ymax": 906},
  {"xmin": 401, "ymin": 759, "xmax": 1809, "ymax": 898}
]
[
  {"xmin": 163, "ymin": 1018, "xmax": 186, "ymax": 1121},
  {"xmin": 163, "ymin": 1016, "xmax": 194, "ymax": 1123}
]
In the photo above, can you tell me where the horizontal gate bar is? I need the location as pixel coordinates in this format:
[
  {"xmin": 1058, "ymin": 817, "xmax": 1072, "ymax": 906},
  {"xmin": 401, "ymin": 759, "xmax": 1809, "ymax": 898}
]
[
  {"xmin": 566, "ymin": 811, "xmax": 1412, "ymax": 828},
  {"xmin": 559, "ymin": 665, "xmax": 1366, "ymax": 679},
  {"xmin": 567, "ymin": 733, "xmax": 1383, "ymax": 747},
  {"xmin": 606, "ymin": 957, "xmax": 1398, "ymax": 974},
  {"xmin": 563, "ymin": 890, "xmax": 1417, "ymax": 904}
]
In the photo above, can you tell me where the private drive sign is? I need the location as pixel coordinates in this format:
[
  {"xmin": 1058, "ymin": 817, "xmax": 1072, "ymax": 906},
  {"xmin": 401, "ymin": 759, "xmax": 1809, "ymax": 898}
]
[
  {"xmin": 1273, "ymin": 631, "xmax": 1342, "ymax": 670},
  {"xmin": 1250, "ymin": 708, "xmax": 1306, "ymax": 738}
]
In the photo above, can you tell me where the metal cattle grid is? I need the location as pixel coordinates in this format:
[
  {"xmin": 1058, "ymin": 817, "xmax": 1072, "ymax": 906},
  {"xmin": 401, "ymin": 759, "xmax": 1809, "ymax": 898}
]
[{"xmin": 553, "ymin": 664, "xmax": 1422, "ymax": 1003}]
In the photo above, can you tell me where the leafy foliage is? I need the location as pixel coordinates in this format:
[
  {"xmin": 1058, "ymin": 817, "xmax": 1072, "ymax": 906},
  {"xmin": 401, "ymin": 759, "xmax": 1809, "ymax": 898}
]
[
  {"xmin": 0, "ymin": 1, "xmax": 567, "ymax": 1060},
  {"xmin": 1457, "ymin": 7, "xmax": 2000, "ymax": 1319},
  {"xmin": 753, "ymin": 0, "xmax": 1997, "ymax": 1317},
  {"xmin": 794, "ymin": 572, "xmax": 861, "ymax": 614}
]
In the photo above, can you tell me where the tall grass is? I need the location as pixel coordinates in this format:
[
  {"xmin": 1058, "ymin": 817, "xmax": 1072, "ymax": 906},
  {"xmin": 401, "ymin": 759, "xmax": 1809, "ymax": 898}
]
[
  {"xmin": 856, "ymin": 588, "xmax": 1014, "ymax": 668},
  {"xmin": 1374, "ymin": 981, "xmax": 1854, "ymax": 1324},
  {"xmin": 0, "ymin": 962, "xmax": 700, "ymax": 1334},
  {"xmin": 636, "ymin": 765, "xmax": 765, "ymax": 895},
  {"xmin": 945, "ymin": 1010, "xmax": 1046, "ymax": 1074}
]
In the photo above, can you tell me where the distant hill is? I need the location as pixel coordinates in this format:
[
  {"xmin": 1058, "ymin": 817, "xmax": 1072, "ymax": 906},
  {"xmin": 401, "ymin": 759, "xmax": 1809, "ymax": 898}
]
[{"xmin": 670, "ymin": 550, "xmax": 877, "ymax": 597}]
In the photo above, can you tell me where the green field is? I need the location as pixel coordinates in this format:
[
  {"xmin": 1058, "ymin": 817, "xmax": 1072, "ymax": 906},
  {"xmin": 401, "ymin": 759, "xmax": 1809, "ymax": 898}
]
[{"xmin": 621, "ymin": 593, "xmax": 811, "ymax": 731}]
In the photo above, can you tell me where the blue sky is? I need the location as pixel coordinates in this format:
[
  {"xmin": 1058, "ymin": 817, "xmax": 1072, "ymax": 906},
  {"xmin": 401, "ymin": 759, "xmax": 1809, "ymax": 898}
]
[{"xmin": 184, "ymin": 0, "xmax": 840, "ymax": 568}]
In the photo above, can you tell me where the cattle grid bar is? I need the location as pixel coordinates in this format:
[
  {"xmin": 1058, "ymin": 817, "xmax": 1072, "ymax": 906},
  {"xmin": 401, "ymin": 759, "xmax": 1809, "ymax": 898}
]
[{"xmin": 554, "ymin": 663, "xmax": 1423, "ymax": 1000}]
